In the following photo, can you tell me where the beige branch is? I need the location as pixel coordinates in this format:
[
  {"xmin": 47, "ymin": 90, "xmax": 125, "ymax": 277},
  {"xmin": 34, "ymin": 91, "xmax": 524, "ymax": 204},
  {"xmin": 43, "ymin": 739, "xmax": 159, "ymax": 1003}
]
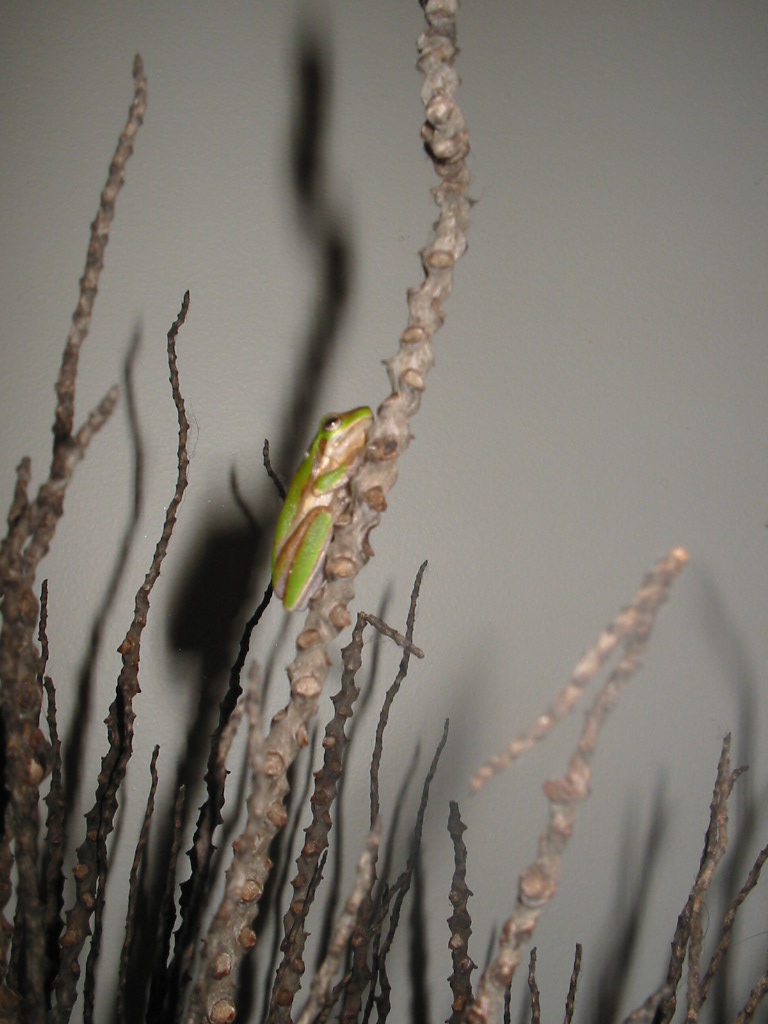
[
  {"xmin": 188, "ymin": 3, "xmax": 472, "ymax": 1015},
  {"xmin": 468, "ymin": 548, "xmax": 689, "ymax": 1024},
  {"xmin": 295, "ymin": 823, "xmax": 381, "ymax": 1024}
]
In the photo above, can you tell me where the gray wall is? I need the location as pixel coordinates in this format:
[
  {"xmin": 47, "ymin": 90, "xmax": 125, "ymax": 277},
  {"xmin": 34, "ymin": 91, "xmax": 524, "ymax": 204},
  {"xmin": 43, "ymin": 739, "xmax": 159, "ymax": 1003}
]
[{"xmin": 1, "ymin": 2, "xmax": 766, "ymax": 1020}]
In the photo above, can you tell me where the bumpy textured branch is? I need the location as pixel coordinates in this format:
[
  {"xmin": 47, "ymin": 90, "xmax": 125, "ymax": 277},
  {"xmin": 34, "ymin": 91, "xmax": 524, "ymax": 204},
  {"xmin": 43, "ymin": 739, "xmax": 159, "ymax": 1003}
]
[
  {"xmin": 563, "ymin": 944, "xmax": 582, "ymax": 1023},
  {"xmin": 280, "ymin": 0, "xmax": 467, "ymax": 712},
  {"xmin": 56, "ymin": 292, "xmax": 190, "ymax": 1023},
  {"xmin": 267, "ymin": 607, "xmax": 420, "ymax": 1023},
  {"xmin": 629, "ymin": 735, "xmax": 742, "ymax": 1024},
  {"xmin": 295, "ymin": 824, "xmax": 381, "ymax": 1024},
  {"xmin": 470, "ymin": 549, "xmax": 688, "ymax": 792},
  {"xmin": 700, "ymin": 837, "xmax": 768, "ymax": 1001},
  {"xmin": 190, "ymin": 4, "xmax": 470, "ymax": 1019},
  {"xmin": 468, "ymin": 548, "xmax": 689, "ymax": 1024},
  {"xmin": 53, "ymin": 56, "xmax": 147, "ymax": 441},
  {"xmin": 0, "ymin": 57, "xmax": 146, "ymax": 1023},
  {"xmin": 447, "ymin": 801, "xmax": 475, "ymax": 1024},
  {"xmin": 372, "ymin": 719, "xmax": 449, "ymax": 1020},
  {"xmin": 117, "ymin": 746, "xmax": 160, "ymax": 1024},
  {"xmin": 185, "ymin": 667, "xmax": 268, "ymax": 1024}
]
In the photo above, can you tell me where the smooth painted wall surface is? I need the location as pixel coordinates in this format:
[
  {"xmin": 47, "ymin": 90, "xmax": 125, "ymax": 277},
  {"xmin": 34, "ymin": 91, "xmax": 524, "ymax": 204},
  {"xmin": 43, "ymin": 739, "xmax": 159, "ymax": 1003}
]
[{"xmin": 1, "ymin": 3, "xmax": 766, "ymax": 1021}]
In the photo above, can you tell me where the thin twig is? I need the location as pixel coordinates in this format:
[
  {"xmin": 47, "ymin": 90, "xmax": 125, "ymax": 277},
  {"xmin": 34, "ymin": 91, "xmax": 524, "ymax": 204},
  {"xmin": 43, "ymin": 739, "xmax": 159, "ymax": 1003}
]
[
  {"xmin": 53, "ymin": 54, "xmax": 147, "ymax": 442},
  {"xmin": 57, "ymin": 291, "xmax": 190, "ymax": 1023},
  {"xmin": 700, "ymin": 838, "xmax": 768, "ymax": 1000},
  {"xmin": 447, "ymin": 801, "xmax": 476, "ymax": 1024},
  {"xmin": 527, "ymin": 948, "xmax": 540, "ymax": 1024},
  {"xmin": 0, "ymin": 56, "xmax": 147, "ymax": 1024},
  {"xmin": 296, "ymin": 824, "xmax": 381, "ymax": 1024},
  {"xmin": 117, "ymin": 746, "xmax": 160, "ymax": 1024},
  {"xmin": 370, "ymin": 562, "xmax": 428, "ymax": 828},
  {"xmin": 263, "ymin": 439, "xmax": 287, "ymax": 501},
  {"xmin": 168, "ymin": 577, "xmax": 273, "ymax": 1017},
  {"xmin": 373, "ymin": 720, "xmax": 449, "ymax": 1022},
  {"xmin": 145, "ymin": 782, "xmax": 186, "ymax": 1024},
  {"xmin": 732, "ymin": 963, "xmax": 768, "ymax": 1024},
  {"xmin": 563, "ymin": 944, "xmax": 582, "ymax": 1024},
  {"xmin": 184, "ymin": 665, "xmax": 267, "ymax": 1024},
  {"xmin": 267, "ymin": 595, "xmax": 423, "ymax": 1023},
  {"xmin": 620, "ymin": 736, "xmax": 744, "ymax": 1024},
  {"xmin": 359, "ymin": 613, "xmax": 424, "ymax": 659}
]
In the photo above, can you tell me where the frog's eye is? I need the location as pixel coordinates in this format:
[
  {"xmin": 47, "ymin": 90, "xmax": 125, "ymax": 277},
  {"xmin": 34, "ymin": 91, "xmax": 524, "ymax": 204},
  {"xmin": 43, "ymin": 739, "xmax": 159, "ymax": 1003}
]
[{"xmin": 321, "ymin": 414, "xmax": 342, "ymax": 433}]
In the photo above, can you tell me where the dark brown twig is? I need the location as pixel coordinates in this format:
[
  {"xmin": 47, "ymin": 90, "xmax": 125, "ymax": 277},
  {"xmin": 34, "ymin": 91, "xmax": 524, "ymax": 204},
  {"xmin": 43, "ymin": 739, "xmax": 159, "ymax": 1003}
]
[
  {"xmin": 620, "ymin": 736, "xmax": 746, "ymax": 1024},
  {"xmin": 146, "ymin": 782, "xmax": 186, "ymax": 1024},
  {"xmin": 166, "ymin": 600, "xmax": 258, "ymax": 1022},
  {"xmin": 527, "ymin": 948, "xmax": 541, "ymax": 1024},
  {"xmin": 263, "ymin": 439, "xmax": 287, "ymax": 501},
  {"xmin": 38, "ymin": 582, "xmax": 64, "ymax": 997},
  {"xmin": 56, "ymin": 291, "xmax": 190, "ymax": 1023},
  {"xmin": 447, "ymin": 801, "xmax": 475, "ymax": 1024},
  {"xmin": 700, "ymin": 838, "xmax": 768, "ymax": 1000},
  {"xmin": 0, "ymin": 56, "xmax": 147, "ymax": 1024},
  {"xmin": 267, "ymin": 596, "xmax": 423, "ymax": 1023},
  {"xmin": 563, "ymin": 943, "xmax": 582, "ymax": 1024},
  {"xmin": 371, "ymin": 719, "xmax": 449, "ymax": 1023},
  {"xmin": 732, "ymin": 964, "xmax": 768, "ymax": 1024},
  {"xmin": 52, "ymin": 55, "xmax": 147, "ymax": 442},
  {"xmin": 340, "ymin": 568, "xmax": 426, "ymax": 1024},
  {"xmin": 370, "ymin": 562, "xmax": 428, "ymax": 828},
  {"xmin": 117, "ymin": 746, "xmax": 160, "ymax": 1023}
]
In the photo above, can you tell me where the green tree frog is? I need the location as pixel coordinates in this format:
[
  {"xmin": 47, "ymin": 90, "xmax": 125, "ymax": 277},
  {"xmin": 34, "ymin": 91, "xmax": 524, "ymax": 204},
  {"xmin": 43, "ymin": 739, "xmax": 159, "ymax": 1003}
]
[{"xmin": 272, "ymin": 406, "xmax": 374, "ymax": 611}]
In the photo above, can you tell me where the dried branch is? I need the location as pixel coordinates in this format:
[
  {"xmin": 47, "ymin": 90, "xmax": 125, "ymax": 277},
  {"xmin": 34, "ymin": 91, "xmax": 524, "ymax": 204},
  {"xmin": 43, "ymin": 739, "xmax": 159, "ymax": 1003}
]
[
  {"xmin": 527, "ymin": 948, "xmax": 540, "ymax": 1024},
  {"xmin": 564, "ymin": 944, "xmax": 582, "ymax": 1024},
  {"xmin": 37, "ymin": 581, "xmax": 65, "ymax": 997},
  {"xmin": 146, "ymin": 782, "xmax": 187, "ymax": 1024},
  {"xmin": 185, "ymin": 666, "xmax": 268, "ymax": 1024},
  {"xmin": 42, "ymin": 671, "xmax": 64, "ymax": 991},
  {"xmin": 369, "ymin": 719, "xmax": 449, "ymax": 1023},
  {"xmin": 53, "ymin": 54, "xmax": 147, "ymax": 441},
  {"xmin": 632, "ymin": 736, "xmax": 743, "ymax": 1024},
  {"xmin": 296, "ymin": 824, "xmax": 381, "ymax": 1024},
  {"xmin": 341, "ymin": 568, "xmax": 428, "ymax": 1024},
  {"xmin": 471, "ymin": 548, "xmax": 690, "ymax": 792},
  {"xmin": 263, "ymin": 439, "xmax": 287, "ymax": 501},
  {"xmin": 370, "ymin": 562, "xmax": 428, "ymax": 828},
  {"xmin": 55, "ymin": 291, "xmax": 190, "ymax": 1023},
  {"xmin": 117, "ymin": 746, "xmax": 160, "ymax": 1024},
  {"xmin": 700, "ymin": 838, "xmax": 768, "ymax": 1001},
  {"xmin": 468, "ymin": 548, "xmax": 689, "ymax": 1024},
  {"xmin": 359, "ymin": 613, "xmax": 423, "ymax": 659},
  {"xmin": 267, "ymin": 597, "xmax": 423, "ymax": 1024},
  {"xmin": 618, "ymin": 736, "xmax": 749, "ymax": 1024},
  {"xmin": 164, "ymin": 578, "xmax": 272, "ymax": 1020},
  {"xmin": 243, "ymin": 11, "xmax": 471, "ymax": 1006},
  {"xmin": 63, "ymin": 327, "xmax": 144, "ymax": 821},
  {"xmin": 447, "ymin": 801, "xmax": 476, "ymax": 1024},
  {"xmin": 732, "ymin": 965, "xmax": 768, "ymax": 1024},
  {"xmin": 0, "ymin": 56, "xmax": 147, "ymax": 1024}
]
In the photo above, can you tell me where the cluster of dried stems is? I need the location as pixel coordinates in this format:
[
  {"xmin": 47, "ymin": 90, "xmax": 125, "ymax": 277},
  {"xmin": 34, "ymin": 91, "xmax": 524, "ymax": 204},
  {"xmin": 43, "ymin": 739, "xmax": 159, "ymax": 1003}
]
[{"xmin": 0, "ymin": 2, "xmax": 766, "ymax": 1023}]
